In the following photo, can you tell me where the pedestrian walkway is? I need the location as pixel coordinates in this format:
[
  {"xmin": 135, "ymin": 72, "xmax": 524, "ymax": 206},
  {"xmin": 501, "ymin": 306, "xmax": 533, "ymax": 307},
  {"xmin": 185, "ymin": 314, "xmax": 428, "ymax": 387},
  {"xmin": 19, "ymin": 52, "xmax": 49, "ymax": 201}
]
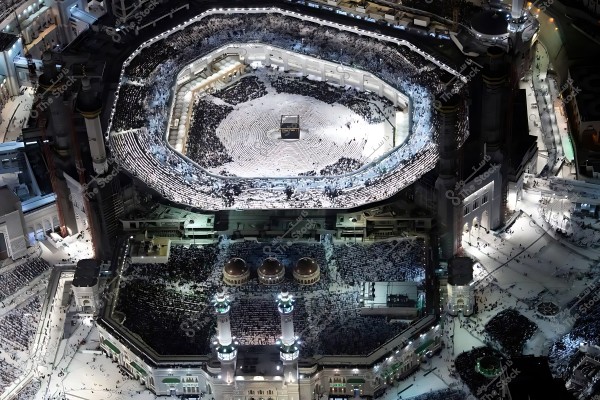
[
  {"xmin": 0, "ymin": 86, "xmax": 34, "ymax": 143},
  {"xmin": 520, "ymin": 42, "xmax": 576, "ymax": 179}
]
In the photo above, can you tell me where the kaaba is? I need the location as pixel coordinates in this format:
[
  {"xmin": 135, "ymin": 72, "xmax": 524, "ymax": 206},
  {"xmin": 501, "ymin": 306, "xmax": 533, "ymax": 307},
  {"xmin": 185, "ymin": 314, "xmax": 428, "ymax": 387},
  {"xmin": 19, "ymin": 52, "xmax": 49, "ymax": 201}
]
[{"xmin": 280, "ymin": 115, "xmax": 300, "ymax": 139}]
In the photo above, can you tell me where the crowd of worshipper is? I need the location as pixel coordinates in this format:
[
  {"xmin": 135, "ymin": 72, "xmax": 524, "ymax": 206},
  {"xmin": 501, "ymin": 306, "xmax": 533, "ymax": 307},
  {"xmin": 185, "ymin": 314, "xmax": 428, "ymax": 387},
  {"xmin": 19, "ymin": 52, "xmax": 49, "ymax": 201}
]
[
  {"xmin": 111, "ymin": 84, "xmax": 152, "ymax": 132},
  {"xmin": 230, "ymin": 297, "xmax": 309, "ymax": 346},
  {"xmin": 484, "ymin": 309, "xmax": 537, "ymax": 356},
  {"xmin": 408, "ymin": 388, "xmax": 467, "ymax": 400},
  {"xmin": 298, "ymin": 157, "xmax": 363, "ymax": 177},
  {"xmin": 268, "ymin": 75, "xmax": 394, "ymax": 125},
  {"xmin": 124, "ymin": 244, "xmax": 219, "ymax": 285},
  {"xmin": 549, "ymin": 291, "xmax": 600, "ymax": 377},
  {"xmin": 0, "ymin": 294, "xmax": 43, "ymax": 395},
  {"xmin": 186, "ymin": 99, "xmax": 233, "ymax": 168},
  {"xmin": 212, "ymin": 75, "xmax": 268, "ymax": 105},
  {"xmin": 334, "ymin": 238, "xmax": 426, "ymax": 283},
  {"xmin": 184, "ymin": 69, "xmax": 395, "ymax": 176},
  {"xmin": 0, "ymin": 258, "xmax": 51, "ymax": 303},
  {"xmin": 13, "ymin": 378, "xmax": 40, "ymax": 400},
  {"xmin": 114, "ymin": 237, "xmax": 420, "ymax": 356},
  {"xmin": 109, "ymin": 11, "xmax": 467, "ymax": 209},
  {"xmin": 303, "ymin": 291, "xmax": 409, "ymax": 356},
  {"xmin": 0, "ymin": 359, "xmax": 20, "ymax": 396},
  {"xmin": 116, "ymin": 278, "xmax": 216, "ymax": 355}
]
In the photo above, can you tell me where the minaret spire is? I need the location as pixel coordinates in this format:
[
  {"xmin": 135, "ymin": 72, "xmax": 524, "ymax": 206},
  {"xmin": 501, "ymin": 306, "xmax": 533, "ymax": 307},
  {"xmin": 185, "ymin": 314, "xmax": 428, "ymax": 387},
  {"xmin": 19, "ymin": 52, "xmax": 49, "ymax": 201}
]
[
  {"xmin": 212, "ymin": 292, "xmax": 237, "ymax": 384},
  {"xmin": 276, "ymin": 292, "xmax": 300, "ymax": 385}
]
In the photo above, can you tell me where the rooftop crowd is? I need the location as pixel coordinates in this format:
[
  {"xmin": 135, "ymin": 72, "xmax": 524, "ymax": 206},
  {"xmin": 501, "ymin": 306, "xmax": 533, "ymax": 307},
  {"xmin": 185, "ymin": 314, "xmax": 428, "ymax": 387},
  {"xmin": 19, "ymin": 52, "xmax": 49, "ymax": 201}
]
[
  {"xmin": 0, "ymin": 258, "xmax": 50, "ymax": 303},
  {"xmin": 484, "ymin": 309, "xmax": 537, "ymax": 356},
  {"xmin": 0, "ymin": 294, "xmax": 43, "ymax": 396},
  {"xmin": 114, "ymin": 237, "xmax": 423, "ymax": 356},
  {"xmin": 334, "ymin": 238, "xmax": 426, "ymax": 283}
]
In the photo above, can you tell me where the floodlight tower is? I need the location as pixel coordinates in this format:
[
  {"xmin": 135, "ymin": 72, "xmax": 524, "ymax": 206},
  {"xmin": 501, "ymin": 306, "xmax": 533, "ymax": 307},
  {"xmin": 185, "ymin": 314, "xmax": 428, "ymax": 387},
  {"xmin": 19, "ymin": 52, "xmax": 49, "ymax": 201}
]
[
  {"xmin": 212, "ymin": 292, "xmax": 238, "ymax": 384},
  {"xmin": 276, "ymin": 292, "xmax": 300, "ymax": 386}
]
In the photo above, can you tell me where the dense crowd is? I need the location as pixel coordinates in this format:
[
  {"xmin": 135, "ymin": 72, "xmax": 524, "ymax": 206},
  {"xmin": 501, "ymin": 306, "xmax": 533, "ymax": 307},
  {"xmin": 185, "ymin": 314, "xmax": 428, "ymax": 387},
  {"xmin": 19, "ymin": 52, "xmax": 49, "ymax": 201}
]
[
  {"xmin": 184, "ymin": 70, "xmax": 395, "ymax": 176},
  {"xmin": 0, "ymin": 258, "xmax": 51, "ymax": 302},
  {"xmin": 212, "ymin": 75, "xmax": 268, "ymax": 105},
  {"xmin": 304, "ymin": 291, "xmax": 408, "ymax": 356},
  {"xmin": 334, "ymin": 239, "xmax": 426, "ymax": 283},
  {"xmin": 269, "ymin": 75, "xmax": 393, "ymax": 125},
  {"xmin": 0, "ymin": 294, "xmax": 43, "ymax": 396},
  {"xmin": 230, "ymin": 297, "xmax": 308, "ymax": 346},
  {"xmin": 549, "ymin": 291, "xmax": 600, "ymax": 377},
  {"xmin": 484, "ymin": 309, "xmax": 537, "ymax": 356},
  {"xmin": 14, "ymin": 378, "xmax": 40, "ymax": 400},
  {"xmin": 0, "ymin": 359, "xmax": 20, "ymax": 396},
  {"xmin": 116, "ymin": 278, "xmax": 215, "ymax": 355},
  {"xmin": 186, "ymin": 99, "xmax": 233, "ymax": 168},
  {"xmin": 109, "ymin": 10, "xmax": 467, "ymax": 209},
  {"xmin": 317, "ymin": 157, "xmax": 363, "ymax": 176},
  {"xmin": 111, "ymin": 84, "xmax": 152, "ymax": 132},
  {"xmin": 114, "ymin": 238, "xmax": 421, "ymax": 356}
]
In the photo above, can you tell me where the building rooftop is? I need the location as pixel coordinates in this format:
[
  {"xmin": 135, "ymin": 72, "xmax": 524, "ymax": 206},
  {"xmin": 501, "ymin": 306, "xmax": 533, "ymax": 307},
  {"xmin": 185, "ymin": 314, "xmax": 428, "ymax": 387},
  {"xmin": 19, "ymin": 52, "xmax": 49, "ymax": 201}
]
[
  {"xmin": 73, "ymin": 259, "xmax": 101, "ymax": 287},
  {"xmin": 448, "ymin": 257, "xmax": 473, "ymax": 286}
]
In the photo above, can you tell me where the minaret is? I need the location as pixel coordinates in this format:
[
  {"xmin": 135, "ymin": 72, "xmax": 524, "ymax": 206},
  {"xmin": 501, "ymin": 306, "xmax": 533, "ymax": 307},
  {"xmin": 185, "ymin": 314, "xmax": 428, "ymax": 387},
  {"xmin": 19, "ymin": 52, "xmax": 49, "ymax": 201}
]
[
  {"xmin": 435, "ymin": 85, "xmax": 462, "ymax": 259},
  {"xmin": 481, "ymin": 46, "xmax": 508, "ymax": 165},
  {"xmin": 36, "ymin": 51, "xmax": 78, "ymax": 236},
  {"xmin": 511, "ymin": 0, "xmax": 525, "ymax": 20},
  {"xmin": 76, "ymin": 77, "xmax": 108, "ymax": 175},
  {"xmin": 276, "ymin": 292, "xmax": 299, "ymax": 385},
  {"xmin": 38, "ymin": 51, "xmax": 71, "ymax": 157},
  {"xmin": 481, "ymin": 46, "xmax": 509, "ymax": 228},
  {"xmin": 212, "ymin": 292, "xmax": 237, "ymax": 384}
]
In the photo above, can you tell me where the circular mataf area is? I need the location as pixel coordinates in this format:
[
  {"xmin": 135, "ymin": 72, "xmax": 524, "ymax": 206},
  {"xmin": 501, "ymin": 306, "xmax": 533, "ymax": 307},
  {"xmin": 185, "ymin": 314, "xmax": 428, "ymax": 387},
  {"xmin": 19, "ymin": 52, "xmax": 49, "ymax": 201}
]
[{"xmin": 209, "ymin": 92, "xmax": 395, "ymax": 177}]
